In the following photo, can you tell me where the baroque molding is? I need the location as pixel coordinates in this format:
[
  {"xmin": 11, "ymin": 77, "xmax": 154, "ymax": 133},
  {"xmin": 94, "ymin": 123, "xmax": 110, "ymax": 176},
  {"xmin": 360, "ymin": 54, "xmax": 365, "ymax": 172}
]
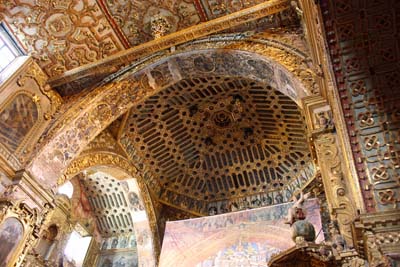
[
  {"xmin": 0, "ymin": 199, "xmax": 46, "ymax": 267},
  {"xmin": 314, "ymin": 133, "xmax": 357, "ymax": 245},
  {"xmin": 16, "ymin": 62, "xmax": 62, "ymax": 118},
  {"xmin": 49, "ymin": 0, "xmax": 291, "ymax": 87},
  {"xmin": 352, "ymin": 210, "xmax": 400, "ymax": 267},
  {"xmin": 62, "ymin": 152, "xmax": 137, "ymax": 184}
]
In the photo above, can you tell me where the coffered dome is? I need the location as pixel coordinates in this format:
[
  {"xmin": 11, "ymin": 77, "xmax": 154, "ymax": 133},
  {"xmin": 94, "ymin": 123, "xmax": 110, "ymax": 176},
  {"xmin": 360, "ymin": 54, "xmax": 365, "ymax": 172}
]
[{"xmin": 119, "ymin": 75, "xmax": 312, "ymax": 215}]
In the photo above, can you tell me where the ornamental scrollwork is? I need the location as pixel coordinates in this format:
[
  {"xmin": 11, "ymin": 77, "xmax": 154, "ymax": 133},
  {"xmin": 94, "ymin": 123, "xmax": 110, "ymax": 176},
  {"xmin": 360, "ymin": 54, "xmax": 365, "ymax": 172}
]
[
  {"xmin": 314, "ymin": 133, "xmax": 357, "ymax": 245},
  {"xmin": 16, "ymin": 62, "xmax": 62, "ymax": 118}
]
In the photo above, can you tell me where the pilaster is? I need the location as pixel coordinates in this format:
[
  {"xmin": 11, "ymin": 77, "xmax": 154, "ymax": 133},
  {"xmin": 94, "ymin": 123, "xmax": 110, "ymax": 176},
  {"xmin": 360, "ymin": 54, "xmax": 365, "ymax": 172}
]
[{"xmin": 303, "ymin": 95, "xmax": 358, "ymax": 246}]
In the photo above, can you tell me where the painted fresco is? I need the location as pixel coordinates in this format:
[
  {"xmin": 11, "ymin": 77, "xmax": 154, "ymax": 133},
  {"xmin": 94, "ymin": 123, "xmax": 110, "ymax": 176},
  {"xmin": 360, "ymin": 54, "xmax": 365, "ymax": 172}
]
[
  {"xmin": 0, "ymin": 217, "xmax": 24, "ymax": 266},
  {"xmin": 100, "ymin": 234, "xmax": 137, "ymax": 251},
  {"xmin": 98, "ymin": 234, "xmax": 138, "ymax": 267},
  {"xmin": 97, "ymin": 251, "xmax": 138, "ymax": 267},
  {"xmin": 159, "ymin": 199, "xmax": 323, "ymax": 267},
  {"xmin": 0, "ymin": 172, "xmax": 11, "ymax": 197},
  {"xmin": 125, "ymin": 179, "xmax": 155, "ymax": 267},
  {"xmin": 94, "ymin": 178, "xmax": 155, "ymax": 267},
  {"xmin": 0, "ymin": 94, "xmax": 38, "ymax": 152}
]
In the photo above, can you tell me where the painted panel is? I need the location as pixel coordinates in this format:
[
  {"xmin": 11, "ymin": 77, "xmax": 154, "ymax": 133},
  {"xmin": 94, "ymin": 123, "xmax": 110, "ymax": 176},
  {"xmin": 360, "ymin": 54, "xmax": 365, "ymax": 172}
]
[
  {"xmin": 0, "ymin": 217, "xmax": 24, "ymax": 266},
  {"xmin": 97, "ymin": 250, "xmax": 138, "ymax": 267},
  {"xmin": 0, "ymin": 94, "xmax": 38, "ymax": 152},
  {"xmin": 98, "ymin": 234, "xmax": 138, "ymax": 267},
  {"xmin": 159, "ymin": 199, "xmax": 323, "ymax": 267}
]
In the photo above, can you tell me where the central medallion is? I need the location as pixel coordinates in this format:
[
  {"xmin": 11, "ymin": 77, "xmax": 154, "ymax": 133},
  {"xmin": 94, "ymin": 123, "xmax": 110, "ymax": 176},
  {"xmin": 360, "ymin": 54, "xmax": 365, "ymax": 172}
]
[
  {"xmin": 185, "ymin": 94, "xmax": 257, "ymax": 146},
  {"xmin": 212, "ymin": 110, "xmax": 233, "ymax": 128},
  {"xmin": 191, "ymin": 95, "xmax": 246, "ymax": 137}
]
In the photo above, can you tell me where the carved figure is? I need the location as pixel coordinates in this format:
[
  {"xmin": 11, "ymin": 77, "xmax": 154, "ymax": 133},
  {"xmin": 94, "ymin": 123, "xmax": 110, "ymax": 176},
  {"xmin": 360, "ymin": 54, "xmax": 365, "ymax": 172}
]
[
  {"xmin": 285, "ymin": 191, "xmax": 310, "ymax": 226},
  {"xmin": 283, "ymin": 191, "xmax": 316, "ymax": 243},
  {"xmin": 290, "ymin": 1, "xmax": 303, "ymax": 17},
  {"xmin": 275, "ymin": 192, "xmax": 284, "ymax": 204},
  {"xmin": 150, "ymin": 14, "xmax": 171, "ymax": 39}
]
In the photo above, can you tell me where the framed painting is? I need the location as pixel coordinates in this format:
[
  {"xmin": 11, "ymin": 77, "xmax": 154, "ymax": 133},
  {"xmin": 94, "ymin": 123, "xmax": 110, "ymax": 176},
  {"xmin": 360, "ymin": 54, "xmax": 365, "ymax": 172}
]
[{"xmin": 0, "ymin": 217, "xmax": 24, "ymax": 267}]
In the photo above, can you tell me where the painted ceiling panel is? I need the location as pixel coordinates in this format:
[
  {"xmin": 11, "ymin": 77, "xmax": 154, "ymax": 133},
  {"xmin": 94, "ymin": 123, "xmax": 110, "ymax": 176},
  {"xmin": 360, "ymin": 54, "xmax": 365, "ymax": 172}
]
[
  {"xmin": 99, "ymin": 0, "xmax": 201, "ymax": 46},
  {"xmin": 1, "ymin": 0, "xmax": 299, "ymax": 82},
  {"xmin": 0, "ymin": 0, "xmax": 125, "ymax": 77}
]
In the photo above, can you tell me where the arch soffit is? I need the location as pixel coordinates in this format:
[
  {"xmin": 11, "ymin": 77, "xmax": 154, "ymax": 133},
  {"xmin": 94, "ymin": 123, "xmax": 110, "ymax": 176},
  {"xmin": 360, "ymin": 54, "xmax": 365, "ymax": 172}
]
[
  {"xmin": 28, "ymin": 46, "xmax": 316, "ymax": 191},
  {"xmin": 61, "ymin": 151, "xmax": 160, "ymax": 259}
]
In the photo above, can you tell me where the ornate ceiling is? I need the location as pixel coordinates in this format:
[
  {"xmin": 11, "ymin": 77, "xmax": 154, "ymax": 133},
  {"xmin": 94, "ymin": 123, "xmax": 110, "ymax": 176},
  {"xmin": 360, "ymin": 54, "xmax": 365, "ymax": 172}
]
[
  {"xmin": 0, "ymin": 0, "xmax": 125, "ymax": 77},
  {"xmin": 0, "ymin": 0, "xmax": 316, "ymax": 240},
  {"xmin": 320, "ymin": 0, "xmax": 400, "ymax": 211},
  {"xmin": 0, "ymin": 0, "xmax": 299, "ymax": 85},
  {"xmin": 82, "ymin": 172, "xmax": 138, "ymax": 236},
  {"xmin": 74, "ymin": 169, "xmax": 156, "ymax": 263},
  {"xmin": 119, "ymin": 75, "xmax": 312, "ymax": 215},
  {"xmin": 101, "ymin": 0, "xmax": 299, "ymax": 46}
]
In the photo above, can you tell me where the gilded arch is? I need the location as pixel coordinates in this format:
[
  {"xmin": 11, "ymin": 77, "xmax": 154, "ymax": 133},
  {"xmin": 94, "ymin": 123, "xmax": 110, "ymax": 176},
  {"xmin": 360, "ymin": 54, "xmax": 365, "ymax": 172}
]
[
  {"xmin": 27, "ymin": 42, "xmax": 318, "ymax": 192},
  {"xmin": 62, "ymin": 151, "xmax": 161, "ymax": 260}
]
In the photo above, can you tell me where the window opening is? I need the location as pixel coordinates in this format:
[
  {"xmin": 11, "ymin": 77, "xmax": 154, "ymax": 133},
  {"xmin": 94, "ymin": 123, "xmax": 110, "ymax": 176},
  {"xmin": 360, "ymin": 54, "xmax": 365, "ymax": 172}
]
[
  {"xmin": 0, "ymin": 22, "xmax": 23, "ymax": 72},
  {"xmin": 63, "ymin": 230, "xmax": 92, "ymax": 267}
]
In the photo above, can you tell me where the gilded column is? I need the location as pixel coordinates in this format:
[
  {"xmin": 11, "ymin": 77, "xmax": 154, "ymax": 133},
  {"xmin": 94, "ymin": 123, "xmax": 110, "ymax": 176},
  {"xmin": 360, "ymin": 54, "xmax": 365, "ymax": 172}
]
[{"xmin": 302, "ymin": 96, "xmax": 358, "ymax": 246}]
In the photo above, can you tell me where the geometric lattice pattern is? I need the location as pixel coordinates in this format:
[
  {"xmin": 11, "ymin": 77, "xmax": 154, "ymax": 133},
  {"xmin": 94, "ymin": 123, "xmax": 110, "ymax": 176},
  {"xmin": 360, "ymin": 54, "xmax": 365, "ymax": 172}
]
[
  {"xmin": 82, "ymin": 172, "xmax": 144, "ymax": 236},
  {"xmin": 321, "ymin": 0, "xmax": 400, "ymax": 211},
  {"xmin": 120, "ymin": 76, "xmax": 312, "ymax": 214}
]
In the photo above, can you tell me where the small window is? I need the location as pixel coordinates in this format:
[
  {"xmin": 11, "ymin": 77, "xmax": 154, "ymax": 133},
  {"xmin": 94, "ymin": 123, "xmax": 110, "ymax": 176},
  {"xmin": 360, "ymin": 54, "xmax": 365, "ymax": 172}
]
[
  {"xmin": 0, "ymin": 22, "xmax": 23, "ymax": 73},
  {"xmin": 57, "ymin": 181, "xmax": 74, "ymax": 198},
  {"xmin": 64, "ymin": 231, "xmax": 92, "ymax": 267}
]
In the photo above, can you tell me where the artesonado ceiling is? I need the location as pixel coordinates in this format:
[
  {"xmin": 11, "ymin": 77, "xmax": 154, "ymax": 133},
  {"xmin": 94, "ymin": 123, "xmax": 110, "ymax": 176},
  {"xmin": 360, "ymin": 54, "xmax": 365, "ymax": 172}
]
[{"xmin": 1, "ymin": 1, "xmax": 313, "ymax": 217}]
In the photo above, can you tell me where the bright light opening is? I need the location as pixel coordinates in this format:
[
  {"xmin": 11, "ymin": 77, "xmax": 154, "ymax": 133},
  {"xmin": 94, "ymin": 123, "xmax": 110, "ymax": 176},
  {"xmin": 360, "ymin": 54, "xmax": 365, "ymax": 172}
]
[
  {"xmin": 0, "ymin": 23, "xmax": 23, "ymax": 72},
  {"xmin": 57, "ymin": 181, "xmax": 74, "ymax": 198},
  {"xmin": 64, "ymin": 231, "xmax": 91, "ymax": 267}
]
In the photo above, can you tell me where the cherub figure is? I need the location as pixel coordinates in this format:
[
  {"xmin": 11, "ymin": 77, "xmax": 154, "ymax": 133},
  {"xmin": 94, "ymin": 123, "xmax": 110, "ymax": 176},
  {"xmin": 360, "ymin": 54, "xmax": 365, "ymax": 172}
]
[{"xmin": 285, "ymin": 191, "xmax": 311, "ymax": 226}]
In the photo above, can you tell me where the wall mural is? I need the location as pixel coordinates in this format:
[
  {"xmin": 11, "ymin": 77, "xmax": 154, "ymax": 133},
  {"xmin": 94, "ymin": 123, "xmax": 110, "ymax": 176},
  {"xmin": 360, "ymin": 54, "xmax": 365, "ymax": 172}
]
[
  {"xmin": 98, "ymin": 234, "xmax": 138, "ymax": 267},
  {"xmin": 124, "ymin": 179, "xmax": 154, "ymax": 267},
  {"xmin": 0, "ymin": 217, "xmax": 24, "ymax": 266},
  {"xmin": 97, "ymin": 251, "xmax": 138, "ymax": 267},
  {"xmin": 159, "ymin": 199, "xmax": 323, "ymax": 267},
  {"xmin": 80, "ymin": 171, "xmax": 156, "ymax": 266},
  {"xmin": 70, "ymin": 176, "xmax": 100, "ymax": 239},
  {"xmin": 0, "ymin": 172, "xmax": 12, "ymax": 197},
  {"xmin": 0, "ymin": 94, "xmax": 38, "ymax": 152}
]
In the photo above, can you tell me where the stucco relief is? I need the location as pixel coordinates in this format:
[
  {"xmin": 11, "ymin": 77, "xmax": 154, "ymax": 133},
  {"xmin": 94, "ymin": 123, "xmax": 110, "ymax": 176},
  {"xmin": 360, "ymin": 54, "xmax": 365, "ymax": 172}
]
[
  {"xmin": 99, "ymin": 0, "xmax": 199, "ymax": 46},
  {"xmin": 0, "ymin": 0, "xmax": 125, "ymax": 77}
]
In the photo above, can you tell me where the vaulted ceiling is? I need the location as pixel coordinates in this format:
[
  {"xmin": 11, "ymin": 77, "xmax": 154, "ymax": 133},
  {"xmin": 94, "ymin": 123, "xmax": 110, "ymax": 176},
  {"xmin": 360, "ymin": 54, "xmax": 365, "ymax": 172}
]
[
  {"xmin": 0, "ymin": 0, "xmax": 298, "ymax": 83},
  {"xmin": 119, "ymin": 75, "xmax": 312, "ymax": 215},
  {"xmin": 1, "ymin": 0, "xmax": 312, "ymax": 222}
]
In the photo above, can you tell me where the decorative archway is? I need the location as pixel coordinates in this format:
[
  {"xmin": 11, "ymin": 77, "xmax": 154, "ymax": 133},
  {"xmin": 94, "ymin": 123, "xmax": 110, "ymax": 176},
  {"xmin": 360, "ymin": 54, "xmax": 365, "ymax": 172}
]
[
  {"xmin": 28, "ymin": 45, "xmax": 317, "ymax": 189},
  {"xmin": 61, "ymin": 151, "xmax": 160, "ymax": 263}
]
